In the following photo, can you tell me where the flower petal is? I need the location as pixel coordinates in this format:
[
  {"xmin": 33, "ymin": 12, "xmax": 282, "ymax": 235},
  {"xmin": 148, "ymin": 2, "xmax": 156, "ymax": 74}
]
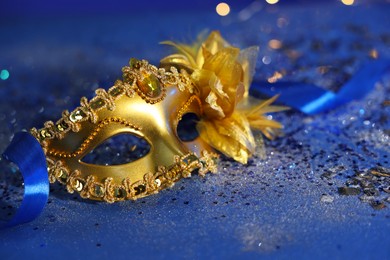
[
  {"xmin": 196, "ymin": 112, "xmax": 255, "ymax": 164},
  {"xmin": 249, "ymin": 118, "xmax": 284, "ymax": 129},
  {"xmin": 205, "ymin": 91, "xmax": 226, "ymax": 118},
  {"xmin": 245, "ymin": 95, "xmax": 289, "ymax": 117},
  {"xmin": 202, "ymin": 47, "xmax": 243, "ymax": 117},
  {"xmin": 202, "ymin": 31, "xmax": 231, "ymax": 55},
  {"xmin": 197, "ymin": 119, "xmax": 251, "ymax": 164}
]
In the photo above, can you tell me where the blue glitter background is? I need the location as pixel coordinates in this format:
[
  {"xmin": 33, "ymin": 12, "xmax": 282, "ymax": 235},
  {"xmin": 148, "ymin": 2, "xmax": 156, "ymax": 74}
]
[{"xmin": 0, "ymin": 1, "xmax": 389, "ymax": 259}]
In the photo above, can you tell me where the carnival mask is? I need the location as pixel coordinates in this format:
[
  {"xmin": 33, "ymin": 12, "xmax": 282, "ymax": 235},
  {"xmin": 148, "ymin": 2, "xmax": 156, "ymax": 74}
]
[
  {"xmin": 31, "ymin": 59, "xmax": 218, "ymax": 202},
  {"xmin": 30, "ymin": 31, "xmax": 286, "ymax": 203}
]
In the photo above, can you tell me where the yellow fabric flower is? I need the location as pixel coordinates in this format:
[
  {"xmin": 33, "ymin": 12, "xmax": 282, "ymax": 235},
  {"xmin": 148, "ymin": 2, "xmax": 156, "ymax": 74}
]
[{"xmin": 161, "ymin": 31, "xmax": 287, "ymax": 164}]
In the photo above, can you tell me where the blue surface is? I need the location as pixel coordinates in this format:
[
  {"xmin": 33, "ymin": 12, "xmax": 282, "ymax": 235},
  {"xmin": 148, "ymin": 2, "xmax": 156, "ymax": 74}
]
[{"xmin": 1, "ymin": 2, "xmax": 390, "ymax": 259}]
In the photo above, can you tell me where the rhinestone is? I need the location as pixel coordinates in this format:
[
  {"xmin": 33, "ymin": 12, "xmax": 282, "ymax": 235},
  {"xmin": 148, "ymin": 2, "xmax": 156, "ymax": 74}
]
[
  {"xmin": 137, "ymin": 74, "xmax": 162, "ymax": 98},
  {"xmin": 69, "ymin": 109, "xmax": 86, "ymax": 122},
  {"xmin": 90, "ymin": 98, "xmax": 105, "ymax": 110},
  {"xmin": 94, "ymin": 184, "xmax": 105, "ymax": 197},
  {"xmin": 114, "ymin": 187, "xmax": 127, "ymax": 199},
  {"xmin": 59, "ymin": 169, "xmax": 68, "ymax": 183},
  {"xmin": 134, "ymin": 184, "xmax": 146, "ymax": 195}
]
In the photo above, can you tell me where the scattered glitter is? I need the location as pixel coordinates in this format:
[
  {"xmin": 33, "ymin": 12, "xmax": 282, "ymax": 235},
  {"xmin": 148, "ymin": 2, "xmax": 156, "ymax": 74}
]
[{"xmin": 320, "ymin": 195, "xmax": 334, "ymax": 203}]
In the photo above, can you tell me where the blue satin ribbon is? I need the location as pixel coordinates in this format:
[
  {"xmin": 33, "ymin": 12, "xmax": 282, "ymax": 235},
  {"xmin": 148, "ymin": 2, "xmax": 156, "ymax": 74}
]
[
  {"xmin": 250, "ymin": 59, "xmax": 390, "ymax": 114},
  {"xmin": 1, "ymin": 132, "xmax": 49, "ymax": 228}
]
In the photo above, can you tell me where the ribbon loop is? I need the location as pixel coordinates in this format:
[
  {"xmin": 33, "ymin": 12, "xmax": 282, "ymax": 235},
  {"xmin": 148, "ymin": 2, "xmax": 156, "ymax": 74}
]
[
  {"xmin": 1, "ymin": 132, "xmax": 49, "ymax": 228},
  {"xmin": 250, "ymin": 59, "xmax": 390, "ymax": 114}
]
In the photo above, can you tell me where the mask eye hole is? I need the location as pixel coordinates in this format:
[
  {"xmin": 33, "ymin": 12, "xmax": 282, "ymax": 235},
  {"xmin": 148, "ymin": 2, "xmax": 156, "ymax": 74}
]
[
  {"xmin": 81, "ymin": 134, "xmax": 151, "ymax": 165},
  {"xmin": 177, "ymin": 113, "xmax": 200, "ymax": 142}
]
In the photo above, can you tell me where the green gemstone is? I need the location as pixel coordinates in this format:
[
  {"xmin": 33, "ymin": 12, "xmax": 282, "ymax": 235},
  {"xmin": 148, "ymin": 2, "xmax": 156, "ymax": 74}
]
[
  {"xmin": 114, "ymin": 187, "xmax": 127, "ymax": 199},
  {"xmin": 94, "ymin": 184, "xmax": 105, "ymax": 197},
  {"xmin": 129, "ymin": 58, "xmax": 140, "ymax": 69},
  {"xmin": 90, "ymin": 98, "xmax": 105, "ymax": 110},
  {"xmin": 109, "ymin": 86, "xmax": 123, "ymax": 97},
  {"xmin": 59, "ymin": 170, "xmax": 68, "ymax": 183},
  {"xmin": 134, "ymin": 184, "xmax": 146, "ymax": 195},
  {"xmin": 138, "ymin": 74, "xmax": 162, "ymax": 98},
  {"xmin": 70, "ymin": 109, "xmax": 86, "ymax": 122}
]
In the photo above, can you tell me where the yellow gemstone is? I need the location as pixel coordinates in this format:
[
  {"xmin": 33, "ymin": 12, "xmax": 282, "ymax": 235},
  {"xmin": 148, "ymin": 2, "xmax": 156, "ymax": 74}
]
[{"xmin": 137, "ymin": 74, "xmax": 162, "ymax": 98}]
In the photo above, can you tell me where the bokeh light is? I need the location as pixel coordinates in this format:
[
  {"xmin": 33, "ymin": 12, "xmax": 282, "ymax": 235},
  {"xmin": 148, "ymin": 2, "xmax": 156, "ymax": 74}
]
[
  {"xmin": 277, "ymin": 17, "xmax": 288, "ymax": 28},
  {"xmin": 369, "ymin": 49, "xmax": 379, "ymax": 59},
  {"xmin": 267, "ymin": 71, "xmax": 283, "ymax": 83},
  {"xmin": 216, "ymin": 2, "xmax": 230, "ymax": 16},
  {"xmin": 262, "ymin": 56, "xmax": 272, "ymax": 65},
  {"xmin": 0, "ymin": 69, "xmax": 10, "ymax": 80},
  {"xmin": 266, "ymin": 0, "xmax": 279, "ymax": 4},
  {"xmin": 268, "ymin": 39, "xmax": 282, "ymax": 49},
  {"xmin": 341, "ymin": 0, "xmax": 354, "ymax": 5}
]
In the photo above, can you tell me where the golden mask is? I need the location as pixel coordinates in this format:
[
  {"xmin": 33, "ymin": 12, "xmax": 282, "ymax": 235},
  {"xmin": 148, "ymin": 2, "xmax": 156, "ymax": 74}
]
[
  {"xmin": 31, "ymin": 59, "xmax": 218, "ymax": 202},
  {"xmin": 31, "ymin": 31, "xmax": 286, "ymax": 203}
]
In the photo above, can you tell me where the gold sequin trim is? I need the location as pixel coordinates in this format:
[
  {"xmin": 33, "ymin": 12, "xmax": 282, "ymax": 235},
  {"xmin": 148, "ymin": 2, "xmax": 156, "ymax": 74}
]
[
  {"xmin": 46, "ymin": 150, "xmax": 219, "ymax": 203},
  {"xmin": 31, "ymin": 59, "xmax": 194, "ymax": 143},
  {"xmin": 47, "ymin": 117, "xmax": 141, "ymax": 158}
]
